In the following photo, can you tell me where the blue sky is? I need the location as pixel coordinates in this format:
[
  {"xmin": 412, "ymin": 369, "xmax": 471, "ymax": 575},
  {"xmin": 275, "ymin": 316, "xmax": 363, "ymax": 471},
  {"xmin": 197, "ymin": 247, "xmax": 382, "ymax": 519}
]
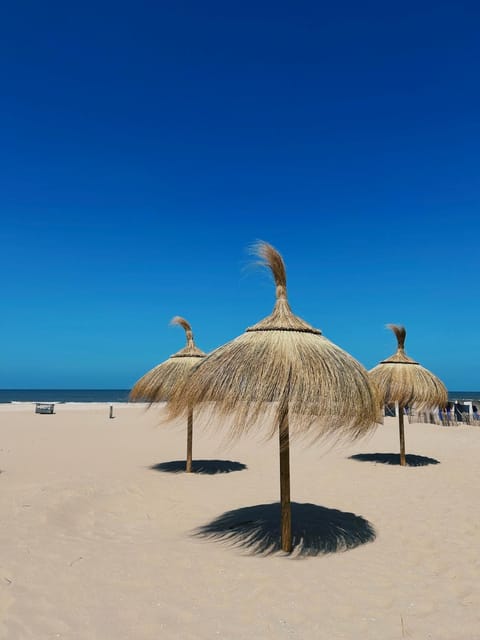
[{"xmin": 1, "ymin": 1, "xmax": 479, "ymax": 389}]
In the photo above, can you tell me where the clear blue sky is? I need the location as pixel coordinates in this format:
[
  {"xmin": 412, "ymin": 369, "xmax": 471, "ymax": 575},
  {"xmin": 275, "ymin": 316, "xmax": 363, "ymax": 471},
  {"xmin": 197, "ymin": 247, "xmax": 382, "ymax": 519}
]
[{"xmin": 1, "ymin": 1, "xmax": 479, "ymax": 389}]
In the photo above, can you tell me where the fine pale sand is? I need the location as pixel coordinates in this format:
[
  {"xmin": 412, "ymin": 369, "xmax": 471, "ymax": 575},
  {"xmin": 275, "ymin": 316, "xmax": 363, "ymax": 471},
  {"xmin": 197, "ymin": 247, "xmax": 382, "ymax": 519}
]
[{"xmin": 0, "ymin": 404, "xmax": 479, "ymax": 640}]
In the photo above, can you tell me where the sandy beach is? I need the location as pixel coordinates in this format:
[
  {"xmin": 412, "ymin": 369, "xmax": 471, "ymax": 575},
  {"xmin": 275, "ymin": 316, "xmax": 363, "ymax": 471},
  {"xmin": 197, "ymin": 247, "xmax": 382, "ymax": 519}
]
[{"xmin": 0, "ymin": 403, "xmax": 479, "ymax": 640}]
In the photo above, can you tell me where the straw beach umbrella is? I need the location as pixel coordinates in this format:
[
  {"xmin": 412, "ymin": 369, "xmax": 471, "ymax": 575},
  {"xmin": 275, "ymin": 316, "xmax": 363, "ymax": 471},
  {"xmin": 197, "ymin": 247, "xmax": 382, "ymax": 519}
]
[
  {"xmin": 369, "ymin": 325, "xmax": 447, "ymax": 466},
  {"xmin": 130, "ymin": 317, "xmax": 206, "ymax": 472},
  {"xmin": 168, "ymin": 242, "xmax": 380, "ymax": 552}
]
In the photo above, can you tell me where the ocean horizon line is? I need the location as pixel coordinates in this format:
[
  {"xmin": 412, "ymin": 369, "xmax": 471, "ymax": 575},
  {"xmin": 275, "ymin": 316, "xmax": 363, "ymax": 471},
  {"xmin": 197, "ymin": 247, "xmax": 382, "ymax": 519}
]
[
  {"xmin": 0, "ymin": 389, "xmax": 132, "ymax": 404},
  {"xmin": 0, "ymin": 388, "xmax": 479, "ymax": 404}
]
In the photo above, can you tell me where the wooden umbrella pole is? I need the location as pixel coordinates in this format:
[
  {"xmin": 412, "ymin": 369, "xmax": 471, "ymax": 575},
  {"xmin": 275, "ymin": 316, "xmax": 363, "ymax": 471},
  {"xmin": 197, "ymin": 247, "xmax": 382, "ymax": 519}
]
[
  {"xmin": 279, "ymin": 406, "xmax": 292, "ymax": 552},
  {"xmin": 398, "ymin": 404, "xmax": 406, "ymax": 466},
  {"xmin": 186, "ymin": 407, "xmax": 193, "ymax": 473}
]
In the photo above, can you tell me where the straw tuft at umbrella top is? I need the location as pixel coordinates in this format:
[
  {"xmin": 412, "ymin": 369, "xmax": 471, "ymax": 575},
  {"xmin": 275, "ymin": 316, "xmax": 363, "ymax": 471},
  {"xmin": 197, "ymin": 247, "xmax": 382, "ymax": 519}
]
[
  {"xmin": 169, "ymin": 242, "xmax": 380, "ymax": 442},
  {"xmin": 130, "ymin": 316, "xmax": 206, "ymax": 402},
  {"xmin": 369, "ymin": 324, "xmax": 447, "ymax": 410},
  {"xmin": 247, "ymin": 241, "xmax": 321, "ymax": 334},
  {"xmin": 168, "ymin": 316, "xmax": 206, "ymax": 358},
  {"xmin": 380, "ymin": 324, "xmax": 418, "ymax": 365}
]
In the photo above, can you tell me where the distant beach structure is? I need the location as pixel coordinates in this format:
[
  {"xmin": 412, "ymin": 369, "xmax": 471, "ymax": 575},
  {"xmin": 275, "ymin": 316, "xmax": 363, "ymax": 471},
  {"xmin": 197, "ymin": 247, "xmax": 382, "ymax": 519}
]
[
  {"xmin": 34, "ymin": 402, "xmax": 55, "ymax": 414},
  {"xmin": 369, "ymin": 324, "xmax": 448, "ymax": 465},
  {"xmin": 130, "ymin": 316, "xmax": 206, "ymax": 473}
]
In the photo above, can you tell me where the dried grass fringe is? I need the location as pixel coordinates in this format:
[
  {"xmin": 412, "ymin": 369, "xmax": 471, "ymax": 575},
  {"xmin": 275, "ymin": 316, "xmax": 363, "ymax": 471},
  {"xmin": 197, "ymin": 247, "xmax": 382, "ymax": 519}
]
[
  {"xmin": 169, "ymin": 333, "xmax": 381, "ymax": 443},
  {"xmin": 167, "ymin": 241, "xmax": 381, "ymax": 443}
]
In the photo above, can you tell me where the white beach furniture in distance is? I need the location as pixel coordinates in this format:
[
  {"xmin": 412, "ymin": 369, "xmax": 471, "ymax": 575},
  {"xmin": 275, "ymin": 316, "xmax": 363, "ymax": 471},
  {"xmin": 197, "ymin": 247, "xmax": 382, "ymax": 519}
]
[{"xmin": 35, "ymin": 402, "xmax": 55, "ymax": 414}]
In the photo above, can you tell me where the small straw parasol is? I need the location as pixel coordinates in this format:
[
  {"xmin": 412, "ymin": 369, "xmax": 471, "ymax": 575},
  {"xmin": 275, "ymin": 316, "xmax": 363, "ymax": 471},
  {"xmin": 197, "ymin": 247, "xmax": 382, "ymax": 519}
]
[
  {"xmin": 130, "ymin": 316, "xmax": 206, "ymax": 472},
  {"xmin": 369, "ymin": 325, "xmax": 447, "ymax": 466},
  {"xmin": 168, "ymin": 242, "xmax": 380, "ymax": 552}
]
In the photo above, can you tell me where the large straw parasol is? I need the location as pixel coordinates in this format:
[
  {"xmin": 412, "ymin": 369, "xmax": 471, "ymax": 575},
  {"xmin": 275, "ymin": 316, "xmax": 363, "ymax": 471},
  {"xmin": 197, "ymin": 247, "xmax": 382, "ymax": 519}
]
[
  {"xmin": 130, "ymin": 316, "xmax": 206, "ymax": 472},
  {"xmin": 168, "ymin": 242, "xmax": 380, "ymax": 552},
  {"xmin": 369, "ymin": 324, "xmax": 447, "ymax": 466}
]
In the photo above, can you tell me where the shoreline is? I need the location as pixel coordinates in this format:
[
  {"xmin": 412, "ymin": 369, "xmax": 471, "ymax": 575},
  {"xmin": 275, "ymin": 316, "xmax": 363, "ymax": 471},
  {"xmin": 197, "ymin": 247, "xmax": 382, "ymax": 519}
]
[{"xmin": 0, "ymin": 402, "xmax": 151, "ymax": 412}]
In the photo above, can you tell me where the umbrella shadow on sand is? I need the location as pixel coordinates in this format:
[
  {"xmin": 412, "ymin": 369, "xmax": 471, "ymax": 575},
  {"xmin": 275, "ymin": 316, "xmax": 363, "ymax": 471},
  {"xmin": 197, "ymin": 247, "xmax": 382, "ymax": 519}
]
[
  {"xmin": 149, "ymin": 460, "xmax": 247, "ymax": 475},
  {"xmin": 193, "ymin": 502, "xmax": 376, "ymax": 557},
  {"xmin": 349, "ymin": 453, "xmax": 439, "ymax": 467}
]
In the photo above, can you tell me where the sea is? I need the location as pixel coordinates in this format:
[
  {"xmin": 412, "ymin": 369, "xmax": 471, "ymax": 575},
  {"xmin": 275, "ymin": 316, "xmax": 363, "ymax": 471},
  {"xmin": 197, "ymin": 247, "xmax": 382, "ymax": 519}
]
[
  {"xmin": 0, "ymin": 389, "xmax": 131, "ymax": 404},
  {"xmin": 448, "ymin": 391, "xmax": 480, "ymax": 403},
  {"xmin": 0, "ymin": 389, "xmax": 478, "ymax": 404}
]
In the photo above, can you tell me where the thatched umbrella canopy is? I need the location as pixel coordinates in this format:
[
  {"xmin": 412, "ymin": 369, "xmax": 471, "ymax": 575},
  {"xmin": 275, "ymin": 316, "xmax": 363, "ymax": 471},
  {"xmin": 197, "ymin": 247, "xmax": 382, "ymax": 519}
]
[
  {"xmin": 130, "ymin": 316, "xmax": 206, "ymax": 472},
  {"xmin": 369, "ymin": 325, "xmax": 447, "ymax": 466},
  {"xmin": 168, "ymin": 242, "xmax": 380, "ymax": 552}
]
